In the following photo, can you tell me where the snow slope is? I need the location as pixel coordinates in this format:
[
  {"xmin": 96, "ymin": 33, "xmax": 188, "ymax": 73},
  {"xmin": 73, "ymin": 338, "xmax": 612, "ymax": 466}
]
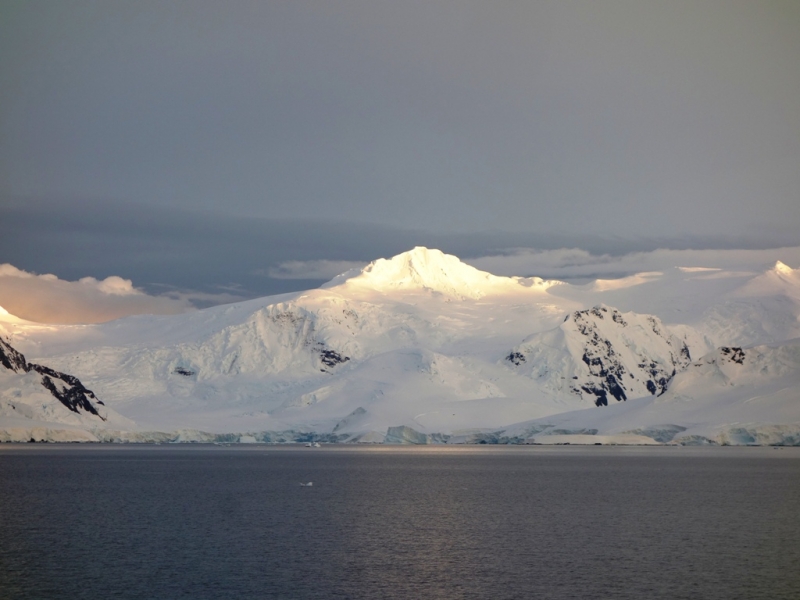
[
  {"xmin": 506, "ymin": 306, "xmax": 691, "ymax": 406},
  {"xmin": 2, "ymin": 248, "xmax": 799, "ymax": 444},
  {"xmin": 0, "ymin": 336, "xmax": 133, "ymax": 441},
  {"xmin": 501, "ymin": 342, "xmax": 800, "ymax": 446}
]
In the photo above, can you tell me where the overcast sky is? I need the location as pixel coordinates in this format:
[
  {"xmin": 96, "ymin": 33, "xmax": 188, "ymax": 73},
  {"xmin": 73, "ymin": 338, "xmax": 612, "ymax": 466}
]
[{"xmin": 1, "ymin": 0, "xmax": 799, "ymax": 320}]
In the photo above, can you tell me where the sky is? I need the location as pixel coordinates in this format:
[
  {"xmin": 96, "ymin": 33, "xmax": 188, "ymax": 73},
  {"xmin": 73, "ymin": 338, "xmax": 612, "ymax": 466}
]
[{"xmin": 1, "ymin": 1, "xmax": 799, "ymax": 322}]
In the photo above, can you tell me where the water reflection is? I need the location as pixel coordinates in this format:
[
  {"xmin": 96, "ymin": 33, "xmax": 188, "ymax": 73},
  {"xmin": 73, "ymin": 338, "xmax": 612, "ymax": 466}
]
[{"xmin": 0, "ymin": 446, "xmax": 798, "ymax": 599}]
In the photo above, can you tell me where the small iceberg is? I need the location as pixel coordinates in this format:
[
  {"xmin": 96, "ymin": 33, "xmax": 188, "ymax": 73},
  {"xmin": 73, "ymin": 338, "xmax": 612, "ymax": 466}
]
[{"xmin": 300, "ymin": 482, "xmax": 313, "ymax": 487}]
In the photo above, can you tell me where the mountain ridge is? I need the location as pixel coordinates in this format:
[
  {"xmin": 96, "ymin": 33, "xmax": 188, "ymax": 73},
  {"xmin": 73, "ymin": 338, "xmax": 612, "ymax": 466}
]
[
  {"xmin": 506, "ymin": 305, "xmax": 692, "ymax": 406},
  {"xmin": 325, "ymin": 246, "xmax": 559, "ymax": 299},
  {"xmin": 2, "ymin": 248, "xmax": 799, "ymax": 444}
]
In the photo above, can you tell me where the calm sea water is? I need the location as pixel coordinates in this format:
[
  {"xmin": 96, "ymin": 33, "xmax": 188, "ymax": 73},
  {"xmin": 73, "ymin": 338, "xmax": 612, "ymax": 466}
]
[{"xmin": 0, "ymin": 445, "xmax": 798, "ymax": 600}]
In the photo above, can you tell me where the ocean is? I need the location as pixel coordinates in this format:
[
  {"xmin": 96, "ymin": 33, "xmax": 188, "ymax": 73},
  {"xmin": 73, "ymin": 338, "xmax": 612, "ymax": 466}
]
[{"xmin": 1, "ymin": 445, "xmax": 798, "ymax": 599}]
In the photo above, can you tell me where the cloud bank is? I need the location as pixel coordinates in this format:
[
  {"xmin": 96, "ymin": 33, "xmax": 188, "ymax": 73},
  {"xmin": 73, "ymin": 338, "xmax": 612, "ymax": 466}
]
[
  {"xmin": 3, "ymin": 198, "xmax": 799, "ymax": 300},
  {"xmin": 0, "ymin": 264, "xmax": 193, "ymax": 324},
  {"xmin": 3, "ymin": 246, "xmax": 799, "ymax": 325},
  {"xmin": 266, "ymin": 260, "xmax": 368, "ymax": 280},
  {"xmin": 463, "ymin": 247, "xmax": 800, "ymax": 281},
  {"xmin": 271, "ymin": 246, "xmax": 800, "ymax": 284}
]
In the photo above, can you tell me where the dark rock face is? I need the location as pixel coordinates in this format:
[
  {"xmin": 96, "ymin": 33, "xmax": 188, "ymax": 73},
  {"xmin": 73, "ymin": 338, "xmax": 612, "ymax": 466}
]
[
  {"xmin": 0, "ymin": 338, "xmax": 28, "ymax": 373},
  {"xmin": 0, "ymin": 337, "xmax": 105, "ymax": 420},
  {"xmin": 506, "ymin": 351, "xmax": 526, "ymax": 365},
  {"xmin": 568, "ymin": 308, "xmax": 690, "ymax": 405},
  {"xmin": 318, "ymin": 348, "xmax": 350, "ymax": 371},
  {"xmin": 582, "ymin": 385, "xmax": 608, "ymax": 406},
  {"xmin": 720, "ymin": 347, "xmax": 745, "ymax": 364},
  {"xmin": 571, "ymin": 308, "xmax": 630, "ymax": 405},
  {"xmin": 507, "ymin": 306, "xmax": 692, "ymax": 407}
]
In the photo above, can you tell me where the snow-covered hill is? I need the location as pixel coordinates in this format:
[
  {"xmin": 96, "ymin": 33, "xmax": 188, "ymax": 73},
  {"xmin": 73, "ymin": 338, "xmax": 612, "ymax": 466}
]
[
  {"xmin": 501, "ymin": 341, "xmax": 800, "ymax": 446},
  {"xmin": 327, "ymin": 245, "xmax": 560, "ymax": 299},
  {"xmin": 0, "ymin": 337, "xmax": 133, "ymax": 441},
  {"xmin": 2, "ymin": 247, "xmax": 799, "ymax": 444},
  {"xmin": 506, "ymin": 306, "xmax": 691, "ymax": 406}
]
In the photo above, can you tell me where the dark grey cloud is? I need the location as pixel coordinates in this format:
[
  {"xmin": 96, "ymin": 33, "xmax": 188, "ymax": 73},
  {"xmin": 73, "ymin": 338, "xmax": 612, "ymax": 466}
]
[
  {"xmin": 0, "ymin": 197, "xmax": 412, "ymax": 300},
  {"xmin": 2, "ymin": 197, "xmax": 798, "ymax": 303},
  {"xmin": 1, "ymin": 0, "xmax": 798, "ymax": 246},
  {"xmin": 1, "ymin": 0, "xmax": 799, "ymax": 312}
]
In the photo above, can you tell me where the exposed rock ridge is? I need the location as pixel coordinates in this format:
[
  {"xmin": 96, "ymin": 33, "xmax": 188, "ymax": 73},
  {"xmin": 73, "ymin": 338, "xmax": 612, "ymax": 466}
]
[
  {"xmin": 507, "ymin": 305, "xmax": 692, "ymax": 407},
  {"xmin": 0, "ymin": 337, "xmax": 106, "ymax": 420},
  {"xmin": 0, "ymin": 337, "xmax": 28, "ymax": 373}
]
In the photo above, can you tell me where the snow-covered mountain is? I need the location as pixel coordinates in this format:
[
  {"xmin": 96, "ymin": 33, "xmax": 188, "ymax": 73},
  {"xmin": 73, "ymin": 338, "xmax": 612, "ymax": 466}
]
[
  {"xmin": 0, "ymin": 337, "xmax": 106, "ymax": 419},
  {"xmin": 1, "ymin": 247, "xmax": 799, "ymax": 444},
  {"xmin": 506, "ymin": 306, "xmax": 691, "ymax": 406},
  {"xmin": 0, "ymin": 336, "xmax": 133, "ymax": 441},
  {"xmin": 501, "ymin": 341, "xmax": 800, "ymax": 446}
]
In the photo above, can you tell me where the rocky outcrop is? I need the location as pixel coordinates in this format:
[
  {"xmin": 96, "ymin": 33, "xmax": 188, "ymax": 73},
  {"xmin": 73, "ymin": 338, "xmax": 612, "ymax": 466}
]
[
  {"xmin": 507, "ymin": 306, "xmax": 692, "ymax": 407},
  {"xmin": 0, "ymin": 337, "xmax": 105, "ymax": 420},
  {"xmin": 0, "ymin": 337, "xmax": 28, "ymax": 373}
]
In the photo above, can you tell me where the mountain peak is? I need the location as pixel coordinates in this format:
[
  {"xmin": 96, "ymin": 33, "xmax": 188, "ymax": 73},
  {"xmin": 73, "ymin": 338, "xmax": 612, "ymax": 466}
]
[
  {"xmin": 346, "ymin": 247, "xmax": 490, "ymax": 297},
  {"xmin": 774, "ymin": 261, "xmax": 794, "ymax": 275},
  {"xmin": 328, "ymin": 247, "xmax": 552, "ymax": 299},
  {"xmin": 0, "ymin": 305, "xmax": 27, "ymax": 325},
  {"xmin": 365, "ymin": 246, "xmax": 472, "ymax": 282}
]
